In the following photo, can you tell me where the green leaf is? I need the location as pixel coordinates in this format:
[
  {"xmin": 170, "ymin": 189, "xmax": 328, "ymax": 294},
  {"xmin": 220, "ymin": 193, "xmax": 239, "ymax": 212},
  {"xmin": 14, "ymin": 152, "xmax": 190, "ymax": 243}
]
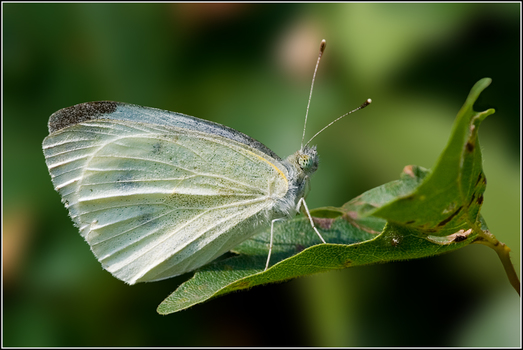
[
  {"xmin": 157, "ymin": 78, "xmax": 519, "ymax": 315},
  {"xmin": 365, "ymin": 78, "xmax": 494, "ymax": 237}
]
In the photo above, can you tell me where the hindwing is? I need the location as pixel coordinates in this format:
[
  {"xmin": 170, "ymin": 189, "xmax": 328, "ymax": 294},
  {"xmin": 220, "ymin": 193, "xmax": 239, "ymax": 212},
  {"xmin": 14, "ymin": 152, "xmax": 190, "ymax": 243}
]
[{"xmin": 43, "ymin": 116, "xmax": 289, "ymax": 284}]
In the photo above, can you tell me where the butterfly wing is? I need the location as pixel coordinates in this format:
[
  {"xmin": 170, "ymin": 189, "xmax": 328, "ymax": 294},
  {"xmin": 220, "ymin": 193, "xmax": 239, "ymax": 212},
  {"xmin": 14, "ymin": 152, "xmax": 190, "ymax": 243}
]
[{"xmin": 43, "ymin": 102, "xmax": 291, "ymax": 284}]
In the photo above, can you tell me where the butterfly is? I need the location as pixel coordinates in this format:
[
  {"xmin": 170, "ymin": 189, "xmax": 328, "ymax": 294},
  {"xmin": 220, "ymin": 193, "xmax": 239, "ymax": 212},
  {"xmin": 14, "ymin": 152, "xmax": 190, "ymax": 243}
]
[{"xmin": 42, "ymin": 40, "xmax": 371, "ymax": 284}]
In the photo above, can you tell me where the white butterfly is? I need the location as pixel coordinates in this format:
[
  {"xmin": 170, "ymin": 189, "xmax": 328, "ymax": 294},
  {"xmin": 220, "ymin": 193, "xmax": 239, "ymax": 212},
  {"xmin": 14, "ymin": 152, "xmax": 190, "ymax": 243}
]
[{"xmin": 42, "ymin": 40, "xmax": 371, "ymax": 284}]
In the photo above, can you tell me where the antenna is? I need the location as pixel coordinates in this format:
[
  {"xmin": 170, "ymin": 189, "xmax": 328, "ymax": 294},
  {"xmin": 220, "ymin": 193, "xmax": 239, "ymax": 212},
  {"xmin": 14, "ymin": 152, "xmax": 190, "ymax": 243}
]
[
  {"xmin": 304, "ymin": 98, "xmax": 372, "ymax": 148},
  {"xmin": 301, "ymin": 39, "xmax": 326, "ymax": 149}
]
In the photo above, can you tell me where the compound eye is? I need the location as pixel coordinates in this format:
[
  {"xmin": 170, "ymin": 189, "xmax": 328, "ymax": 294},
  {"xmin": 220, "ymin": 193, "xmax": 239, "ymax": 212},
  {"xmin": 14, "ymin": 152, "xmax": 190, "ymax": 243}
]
[{"xmin": 298, "ymin": 154, "xmax": 312, "ymax": 169}]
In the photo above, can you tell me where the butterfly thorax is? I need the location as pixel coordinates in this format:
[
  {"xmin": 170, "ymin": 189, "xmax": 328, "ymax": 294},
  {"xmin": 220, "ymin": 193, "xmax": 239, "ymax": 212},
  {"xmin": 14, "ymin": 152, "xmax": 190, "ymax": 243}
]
[{"xmin": 270, "ymin": 146, "xmax": 319, "ymax": 219}]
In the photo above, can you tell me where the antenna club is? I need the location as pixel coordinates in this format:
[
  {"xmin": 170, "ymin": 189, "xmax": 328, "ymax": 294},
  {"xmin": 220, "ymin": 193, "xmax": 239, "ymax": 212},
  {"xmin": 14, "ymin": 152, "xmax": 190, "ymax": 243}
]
[
  {"xmin": 320, "ymin": 39, "xmax": 326, "ymax": 53},
  {"xmin": 360, "ymin": 99, "xmax": 372, "ymax": 108}
]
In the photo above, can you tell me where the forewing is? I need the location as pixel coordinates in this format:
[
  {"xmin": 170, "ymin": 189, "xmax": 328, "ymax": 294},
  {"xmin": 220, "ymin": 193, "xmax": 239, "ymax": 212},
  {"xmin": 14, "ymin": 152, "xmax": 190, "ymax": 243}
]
[
  {"xmin": 43, "ymin": 118, "xmax": 289, "ymax": 284},
  {"xmin": 48, "ymin": 101, "xmax": 282, "ymax": 160}
]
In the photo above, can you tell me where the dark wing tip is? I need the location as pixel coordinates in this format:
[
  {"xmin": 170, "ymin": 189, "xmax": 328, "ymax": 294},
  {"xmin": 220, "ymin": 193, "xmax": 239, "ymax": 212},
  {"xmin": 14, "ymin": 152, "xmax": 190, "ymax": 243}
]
[{"xmin": 48, "ymin": 101, "xmax": 120, "ymax": 133}]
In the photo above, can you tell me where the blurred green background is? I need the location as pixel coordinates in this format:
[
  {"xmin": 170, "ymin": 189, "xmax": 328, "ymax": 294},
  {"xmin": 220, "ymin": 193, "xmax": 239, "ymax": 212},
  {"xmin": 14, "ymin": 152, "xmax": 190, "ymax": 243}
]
[{"xmin": 3, "ymin": 3, "xmax": 520, "ymax": 347}]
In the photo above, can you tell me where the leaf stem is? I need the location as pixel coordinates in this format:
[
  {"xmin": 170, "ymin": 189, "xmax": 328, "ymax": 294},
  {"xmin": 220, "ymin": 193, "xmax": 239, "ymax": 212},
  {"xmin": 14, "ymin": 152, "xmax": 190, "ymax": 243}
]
[{"xmin": 473, "ymin": 229, "xmax": 520, "ymax": 296}]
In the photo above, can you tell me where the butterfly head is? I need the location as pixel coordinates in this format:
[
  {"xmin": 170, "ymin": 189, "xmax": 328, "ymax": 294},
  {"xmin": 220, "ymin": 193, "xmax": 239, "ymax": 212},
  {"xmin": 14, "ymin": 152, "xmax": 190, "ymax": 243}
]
[{"xmin": 292, "ymin": 146, "xmax": 319, "ymax": 176}]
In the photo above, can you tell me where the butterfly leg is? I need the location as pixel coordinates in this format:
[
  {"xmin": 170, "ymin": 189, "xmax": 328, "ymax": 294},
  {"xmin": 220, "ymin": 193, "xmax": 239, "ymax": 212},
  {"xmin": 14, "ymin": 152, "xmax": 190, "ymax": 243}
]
[
  {"xmin": 265, "ymin": 217, "xmax": 286, "ymax": 271},
  {"xmin": 297, "ymin": 197, "xmax": 326, "ymax": 244}
]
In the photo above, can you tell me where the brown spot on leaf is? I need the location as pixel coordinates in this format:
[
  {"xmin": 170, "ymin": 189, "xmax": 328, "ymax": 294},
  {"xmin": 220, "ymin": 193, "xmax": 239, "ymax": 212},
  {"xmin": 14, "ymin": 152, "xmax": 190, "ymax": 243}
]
[
  {"xmin": 345, "ymin": 211, "xmax": 359, "ymax": 220},
  {"xmin": 313, "ymin": 217, "xmax": 333, "ymax": 230},
  {"xmin": 437, "ymin": 206, "xmax": 463, "ymax": 226},
  {"xmin": 405, "ymin": 220, "xmax": 415, "ymax": 224},
  {"xmin": 469, "ymin": 194, "xmax": 476, "ymax": 206},
  {"xmin": 235, "ymin": 280, "xmax": 251, "ymax": 290},
  {"xmin": 454, "ymin": 235, "xmax": 467, "ymax": 242},
  {"xmin": 477, "ymin": 195, "xmax": 484, "ymax": 205},
  {"xmin": 466, "ymin": 141, "xmax": 474, "ymax": 152},
  {"xmin": 427, "ymin": 228, "xmax": 472, "ymax": 245},
  {"xmin": 475, "ymin": 173, "xmax": 483, "ymax": 185},
  {"xmin": 402, "ymin": 165, "xmax": 415, "ymax": 178},
  {"xmin": 344, "ymin": 259, "xmax": 352, "ymax": 267},
  {"xmin": 451, "ymin": 229, "xmax": 472, "ymax": 242}
]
